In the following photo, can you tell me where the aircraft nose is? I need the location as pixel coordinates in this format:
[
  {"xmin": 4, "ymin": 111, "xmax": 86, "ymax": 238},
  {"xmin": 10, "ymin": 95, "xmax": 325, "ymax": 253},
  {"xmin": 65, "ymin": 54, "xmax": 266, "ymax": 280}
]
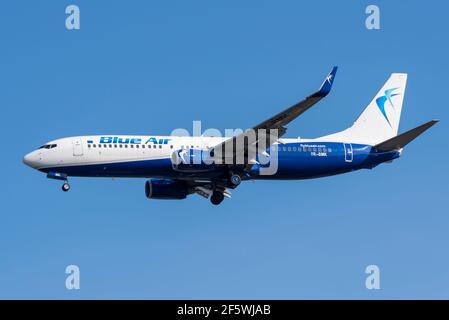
[{"xmin": 23, "ymin": 151, "xmax": 41, "ymax": 169}]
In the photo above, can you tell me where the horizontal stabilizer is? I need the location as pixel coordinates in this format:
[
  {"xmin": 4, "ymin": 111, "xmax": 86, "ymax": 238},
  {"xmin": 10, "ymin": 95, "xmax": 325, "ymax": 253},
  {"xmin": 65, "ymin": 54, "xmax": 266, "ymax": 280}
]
[{"xmin": 374, "ymin": 120, "xmax": 439, "ymax": 151}]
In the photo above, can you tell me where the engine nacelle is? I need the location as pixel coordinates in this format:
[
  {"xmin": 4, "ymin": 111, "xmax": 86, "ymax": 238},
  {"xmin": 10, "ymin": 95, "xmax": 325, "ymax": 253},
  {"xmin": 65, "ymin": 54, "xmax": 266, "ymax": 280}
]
[
  {"xmin": 171, "ymin": 149, "xmax": 216, "ymax": 172},
  {"xmin": 145, "ymin": 179, "xmax": 188, "ymax": 200}
]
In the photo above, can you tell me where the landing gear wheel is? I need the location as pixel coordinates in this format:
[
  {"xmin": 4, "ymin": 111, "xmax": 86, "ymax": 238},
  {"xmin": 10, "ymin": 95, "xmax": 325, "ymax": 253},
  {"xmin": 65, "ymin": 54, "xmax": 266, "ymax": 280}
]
[
  {"xmin": 62, "ymin": 182, "xmax": 70, "ymax": 192},
  {"xmin": 230, "ymin": 174, "xmax": 241, "ymax": 186},
  {"xmin": 210, "ymin": 191, "xmax": 224, "ymax": 205}
]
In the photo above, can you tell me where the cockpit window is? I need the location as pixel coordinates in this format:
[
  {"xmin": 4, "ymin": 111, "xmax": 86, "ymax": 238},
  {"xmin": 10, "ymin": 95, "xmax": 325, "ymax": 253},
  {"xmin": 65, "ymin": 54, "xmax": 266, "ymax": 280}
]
[{"xmin": 38, "ymin": 144, "xmax": 57, "ymax": 149}]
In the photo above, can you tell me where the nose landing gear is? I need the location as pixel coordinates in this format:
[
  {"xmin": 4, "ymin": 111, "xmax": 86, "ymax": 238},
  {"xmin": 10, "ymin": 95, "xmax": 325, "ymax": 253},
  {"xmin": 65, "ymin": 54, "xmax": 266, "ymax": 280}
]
[
  {"xmin": 62, "ymin": 181, "xmax": 70, "ymax": 192},
  {"xmin": 46, "ymin": 172, "xmax": 70, "ymax": 192}
]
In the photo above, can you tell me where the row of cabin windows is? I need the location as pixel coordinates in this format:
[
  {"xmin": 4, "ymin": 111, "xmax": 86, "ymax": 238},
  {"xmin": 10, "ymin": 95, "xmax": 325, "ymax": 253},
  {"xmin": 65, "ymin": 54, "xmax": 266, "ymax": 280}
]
[
  {"xmin": 87, "ymin": 144, "xmax": 206, "ymax": 150},
  {"xmin": 86, "ymin": 143, "xmax": 332, "ymax": 153},
  {"xmin": 272, "ymin": 146, "xmax": 333, "ymax": 153},
  {"xmin": 88, "ymin": 144, "xmax": 174, "ymax": 149}
]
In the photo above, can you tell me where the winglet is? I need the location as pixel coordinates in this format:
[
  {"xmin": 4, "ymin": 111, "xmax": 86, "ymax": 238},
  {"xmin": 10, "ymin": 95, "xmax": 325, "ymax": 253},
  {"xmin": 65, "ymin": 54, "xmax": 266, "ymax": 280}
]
[
  {"xmin": 374, "ymin": 119, "xmax": 439, "ymax": 152},
  {"xmin": 316, "ymin": 66, "xmax": 338, "ymax": 97}
]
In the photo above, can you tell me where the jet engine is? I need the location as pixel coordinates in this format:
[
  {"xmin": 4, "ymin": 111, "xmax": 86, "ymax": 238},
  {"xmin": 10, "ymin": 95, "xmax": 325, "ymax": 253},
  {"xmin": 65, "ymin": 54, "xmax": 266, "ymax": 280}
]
[{"xmin": 145, "ymin": 178, "xmax": 189, "ymax": 200}]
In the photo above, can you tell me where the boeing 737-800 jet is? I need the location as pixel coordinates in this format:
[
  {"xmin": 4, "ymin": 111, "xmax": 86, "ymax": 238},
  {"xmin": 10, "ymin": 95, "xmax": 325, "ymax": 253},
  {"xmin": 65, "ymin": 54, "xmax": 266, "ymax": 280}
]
[{"xmin": 23, "ymin": 67, "xmax": 438, "ymax": 205}]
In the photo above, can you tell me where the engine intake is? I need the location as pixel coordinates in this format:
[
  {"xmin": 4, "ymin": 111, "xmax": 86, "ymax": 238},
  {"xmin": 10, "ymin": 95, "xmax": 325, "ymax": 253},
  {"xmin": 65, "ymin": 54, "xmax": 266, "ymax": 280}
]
[{"xmin": 145, "ymin": 179, "xmax": 188, "ymax": 200}]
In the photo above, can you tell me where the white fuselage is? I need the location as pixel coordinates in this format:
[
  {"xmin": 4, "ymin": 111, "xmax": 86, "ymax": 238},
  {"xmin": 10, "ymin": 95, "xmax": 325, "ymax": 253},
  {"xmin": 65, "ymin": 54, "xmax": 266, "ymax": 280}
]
[{"xmin": 24, "ymin": 135, "xmax": 314, "ymax": 171}]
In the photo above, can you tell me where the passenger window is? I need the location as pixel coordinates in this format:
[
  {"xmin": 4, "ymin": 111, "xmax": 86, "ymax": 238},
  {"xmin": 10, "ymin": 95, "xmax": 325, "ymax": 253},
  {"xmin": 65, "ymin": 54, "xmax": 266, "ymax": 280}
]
[
  {"xmin": 114, "ymin": 144, "xmax": 117, "ymax": 148},
  {"xmin": 159, "ymin": 145, "xmax": 162, "ymax": 149},
  {"xmin": 130, "ymin": 145, "xmax": 134, "ymax": 148},
  {"xmin": 293, "ymin": 147, "xmax": 297, "ymax": 151},
  {"xmin": 88, "ymin": 144, "xmax": 91, "ymax": 148},
  {"xmin": 125, "ymin": 145, "xmax": 128, "ymax": 148},
  {"xmin": 153, "ymin": 145, "xmax": 157, "ymax": 149},
  {"xmin": 136, "ymin": 145, "xmax": 139, "ymax": 148},
  {"xmin": 119, "ymin": 144, "xmax": 123, "ymax": 148},
  {"xmin": 170, "ymin": 145, "xmax": 173, "ymax": 149},
  {"xmin": 98, "ymin": 144, "xmax": 101, "ymax": 148}
]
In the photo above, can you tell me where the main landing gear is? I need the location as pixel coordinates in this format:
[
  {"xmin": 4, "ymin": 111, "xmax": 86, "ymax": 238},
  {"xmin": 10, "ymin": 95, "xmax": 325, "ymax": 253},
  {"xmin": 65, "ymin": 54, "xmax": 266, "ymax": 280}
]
[
  {"xmin": 210, "ymin": 191, "xmax": 224, "ymax": 205},
  {"xmin": 209, "ymin": 173, "xmax": 242, "ymax": 205},
  {"xmin": 230, "ymin": 174, "xmax": 242, "ymax": 186},
  {"xmin": 62, "ymin": 181, "xmax": 70, "ymax": 192}
]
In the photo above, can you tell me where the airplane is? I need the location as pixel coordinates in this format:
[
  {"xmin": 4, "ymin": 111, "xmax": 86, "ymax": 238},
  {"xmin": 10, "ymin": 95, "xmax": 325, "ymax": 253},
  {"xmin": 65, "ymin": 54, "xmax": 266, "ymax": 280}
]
[{"xmin": 23, "ymin": 67, "xmax": 438, "ymax": 205}]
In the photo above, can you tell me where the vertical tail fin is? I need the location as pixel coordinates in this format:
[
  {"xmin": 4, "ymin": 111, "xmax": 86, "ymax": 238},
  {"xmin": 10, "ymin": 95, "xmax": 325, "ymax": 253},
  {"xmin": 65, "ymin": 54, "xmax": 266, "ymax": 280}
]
[
  {"xmin": 319, "ymin": 73, "xmax": 408, "ymax": 145},
  {"xmin": 349, "ymin": 73, "xmax": 407, "ymax": 144}
]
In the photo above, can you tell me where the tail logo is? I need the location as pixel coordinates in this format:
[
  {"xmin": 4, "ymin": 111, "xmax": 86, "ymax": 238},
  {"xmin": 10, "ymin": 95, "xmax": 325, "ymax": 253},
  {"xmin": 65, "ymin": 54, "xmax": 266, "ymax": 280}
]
[{"xmin": 376, "ymin": 87, "xmax": 400, "ymax": 127}]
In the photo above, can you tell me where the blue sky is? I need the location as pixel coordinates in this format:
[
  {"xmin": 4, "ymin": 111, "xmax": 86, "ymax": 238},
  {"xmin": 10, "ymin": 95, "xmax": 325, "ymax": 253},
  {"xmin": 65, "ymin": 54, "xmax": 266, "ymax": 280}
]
[{"xmin": 1, "ymin": 0, "xmax": 448, "ymax": 299}]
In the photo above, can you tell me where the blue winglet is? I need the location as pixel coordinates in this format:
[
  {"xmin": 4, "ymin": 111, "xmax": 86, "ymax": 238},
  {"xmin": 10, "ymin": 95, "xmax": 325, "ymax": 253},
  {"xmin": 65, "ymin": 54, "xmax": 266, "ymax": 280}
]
[{"xmin": 316, "ymin": 66, "xmax": 338, "ymax": 97}]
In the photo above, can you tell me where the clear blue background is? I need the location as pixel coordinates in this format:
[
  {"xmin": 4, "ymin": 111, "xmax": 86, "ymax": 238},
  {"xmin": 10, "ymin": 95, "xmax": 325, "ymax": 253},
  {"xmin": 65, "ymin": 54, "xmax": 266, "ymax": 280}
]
[{"xmin": 1, "ymin": 0, "xmax": 447, "ymax": 299}]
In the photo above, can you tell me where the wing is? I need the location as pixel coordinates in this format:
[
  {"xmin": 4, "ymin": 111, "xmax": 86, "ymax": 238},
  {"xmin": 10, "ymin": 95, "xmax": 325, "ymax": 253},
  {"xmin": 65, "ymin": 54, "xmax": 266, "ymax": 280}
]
[
  {"xmin": 211, "ymin": 66, "xmax": 338, "ymax": 165},
  {"xmin": 252, "ymin": 66, "xmax": 338, "ymax": 133}
]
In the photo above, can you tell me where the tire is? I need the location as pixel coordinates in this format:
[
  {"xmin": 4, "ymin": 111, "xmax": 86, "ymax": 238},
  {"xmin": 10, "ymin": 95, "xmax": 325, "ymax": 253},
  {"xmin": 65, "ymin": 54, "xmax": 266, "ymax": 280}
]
[
  {"xmin": 210, "ymin": 191, "xmax": 224, "ymax": 205},
  {"xmin": 230, "ymin": 174, "xmax": 241, "ymax": 186},
  {"xmin": 62, "ymin": 183, "xmax": 70, "ymax": 192}
]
